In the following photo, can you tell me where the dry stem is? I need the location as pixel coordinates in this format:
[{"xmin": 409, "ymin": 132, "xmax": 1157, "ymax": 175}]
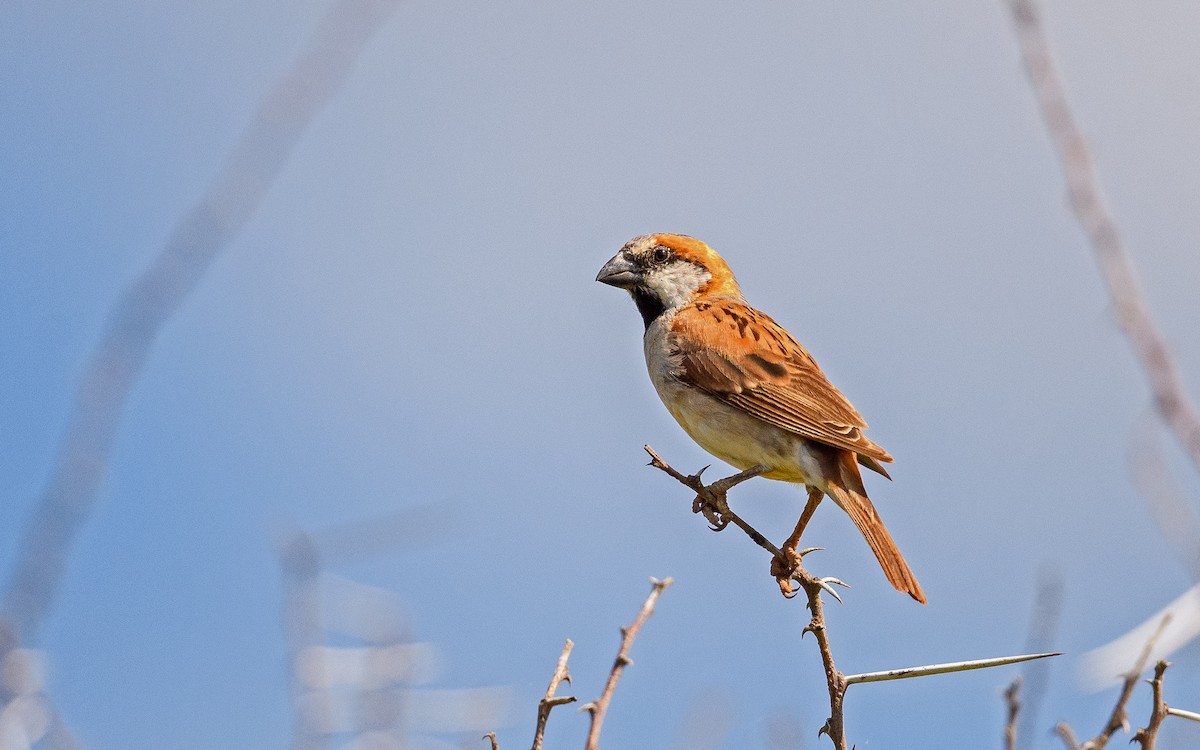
[
  {"xmin": 532, "ymin": 639, "xmax": 576, "ymax": 750},
  {"xmin": 583, "ymin": 577, "xmax": 674, "ymax": 750}
]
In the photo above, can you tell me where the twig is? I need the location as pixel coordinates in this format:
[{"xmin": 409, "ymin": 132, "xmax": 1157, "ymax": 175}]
[
  {"xmin": 1131, "ymin": 661, "xmax": 1170, "ymax": 750},
  {"xmin": 532, "ymin": 640, "xmax": 576, "ymax": 750},
  {"xmin": 1004, "ymin": 677, "xmax": 1022, "ymax": 750},
  {"xmin": 644, "ymin": 445, "xmax": 777, "ymax": 554},
  {"xmin": 583, "ymin": 577, "xmax": 674, "ymax": 750},
  {"xmin": 1070, "ymin": 615, "xmax": 1172, "ymax": 750},
  {"xmin": 1006, "ymin": 0, "xmax": 1200, "ymax": 477}
]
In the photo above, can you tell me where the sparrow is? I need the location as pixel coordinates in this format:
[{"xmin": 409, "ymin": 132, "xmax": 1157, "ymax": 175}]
[{"xmin": 597, "ymin": 233, "xmax": 926, "ymax": 604}]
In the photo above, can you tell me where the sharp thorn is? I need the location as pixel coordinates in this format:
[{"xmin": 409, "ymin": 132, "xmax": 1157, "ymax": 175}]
[{"xmin": 818, "ymin": 579, "xmax": 845, "ymax": 603}]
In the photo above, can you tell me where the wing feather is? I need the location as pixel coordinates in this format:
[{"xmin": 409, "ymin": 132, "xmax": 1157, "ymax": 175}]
[{"xmin": 669, "ymin": 299, "xmax": 893, "ymax": 464}]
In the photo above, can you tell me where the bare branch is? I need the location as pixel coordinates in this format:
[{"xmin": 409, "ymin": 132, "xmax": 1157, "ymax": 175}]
[
  {"xmin": 583, "ymin": 577, "xmax": 674, "ymax": 750},
  {"xmin": 531, "ymin": 639, "xmax": 576, "ymax": 750},
  {"xmin": 644, "ymin": 445, "xmax": 776, "ymax": 554},
  {"xmin": 1077, "ymin": 615, "xmax": 1172, "ymax": 750},
  {"xmin": 1131, "ymin": 661, "xmax": 1170, "ymax": 750},
  {"xmin": 1004, "ymin": 677, "xmax": 1021, "ymax": 750}
]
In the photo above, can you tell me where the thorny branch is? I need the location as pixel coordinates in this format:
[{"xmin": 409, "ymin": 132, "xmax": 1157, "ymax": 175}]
[
  {"xmin": 645, "ymin": 445, "xmax": 850, "ymax": 750},
  {"xmin": 583, "ymin": 577, "xmax": 674, "ymax": 750},
  {"xmin": 1131, "ymin": 661, "xmax": 1170, "ymax": 750},
  {"xmin": 1059, "ymin": 615, "xmax": 1171, "ymax": 750},
  {"xmin": 646, "ymin": 445, "xmax": 1059, "ymax": 750},
  {"xmin": 532, "ymin": 640, "xmax": 576, "ymax": 750}
]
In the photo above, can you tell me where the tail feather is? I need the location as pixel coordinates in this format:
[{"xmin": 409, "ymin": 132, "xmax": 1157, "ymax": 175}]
[{"xmin": 822, "ymin": 452, "xmax": 926, "ymax": 604}]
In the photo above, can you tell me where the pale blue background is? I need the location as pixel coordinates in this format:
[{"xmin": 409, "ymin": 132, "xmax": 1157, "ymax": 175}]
[{"xmin": 3, "ymin": 1, "xmax": 1200, "ymax": 747}]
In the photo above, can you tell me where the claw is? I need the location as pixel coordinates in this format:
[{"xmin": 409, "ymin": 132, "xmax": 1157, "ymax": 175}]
[
  {"xmin": 692, "ymin": 494, "xmax": 730, "ymax": 531},
  {"xmin": 798, "ymin": 547, "xmax": 824, "ymax": 556},
  {"xmin": 689, "ymin": 465, "xmax": 711, "ymax": 484},
  {"xmin": 777, "ymin": 576, "xmax": 799, "ymax": 598},
  {"xmin": 820, "ymin": 577, "xmax": 850, "ymax": 589}
]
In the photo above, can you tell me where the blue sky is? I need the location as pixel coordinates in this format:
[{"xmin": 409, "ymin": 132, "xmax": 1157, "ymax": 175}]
[{"xmin": 3, "ymin": 1, "xmax": 1200, "ymax": 747}]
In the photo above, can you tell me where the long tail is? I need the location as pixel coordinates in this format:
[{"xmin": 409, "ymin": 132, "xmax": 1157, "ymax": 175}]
[{"xmin": 822, "ymin": 451, "xmax": 927, "ymax": 604}]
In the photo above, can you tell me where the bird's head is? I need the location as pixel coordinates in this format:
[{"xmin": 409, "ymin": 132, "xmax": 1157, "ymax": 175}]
[{"xmin": 596, "ymin": 234, "xmax": 742, "ymax": 329}]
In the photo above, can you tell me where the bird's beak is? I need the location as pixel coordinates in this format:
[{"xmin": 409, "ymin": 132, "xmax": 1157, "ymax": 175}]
[{"xmin": 596, "ymin": 253, "xmax": 642, "ymax": 289}]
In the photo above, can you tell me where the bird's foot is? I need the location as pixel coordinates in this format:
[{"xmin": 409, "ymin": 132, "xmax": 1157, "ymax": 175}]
[
  {"xmin": 686, "ymin": 463, "xmax": 767, "ymax": 532},
  {"xmin": 771, "ymin": 547, "xmax": 844, "ymax": 601},
  {"xmin": 691, "ymin": 487, "xmax": 731, "ymax": 531},
  {"xmin": 771, "ymin": 546, "xmax": 807, "ymax": 598}
]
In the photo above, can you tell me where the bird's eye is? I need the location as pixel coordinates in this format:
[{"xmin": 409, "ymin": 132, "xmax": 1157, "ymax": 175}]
[{"xmin": 653, "ymin": 246, "xmax": 671, "ymax": 262}]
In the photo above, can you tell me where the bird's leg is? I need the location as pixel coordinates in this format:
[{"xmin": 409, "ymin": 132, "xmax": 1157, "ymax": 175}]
[
  {"xmin": 784, "ymin": 487, "xmax": 824, "ymax": 554},
  {"xmin": 772, "ymin": 487, "xmax": 825, "ymax": 596}
]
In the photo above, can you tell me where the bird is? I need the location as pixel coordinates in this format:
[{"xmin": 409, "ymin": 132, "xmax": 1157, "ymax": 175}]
[{"xmin": 596, "ymin": 233, "xmax": 925, "ymax": 604}]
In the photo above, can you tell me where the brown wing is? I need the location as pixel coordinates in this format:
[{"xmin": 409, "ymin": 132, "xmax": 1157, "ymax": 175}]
[{"xmin": 670, "ymin": 298, "xmax": 894, "ymax": 465}]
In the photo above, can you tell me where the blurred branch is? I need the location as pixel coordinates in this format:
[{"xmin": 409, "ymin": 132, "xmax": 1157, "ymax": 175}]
[
  {"xmin": 583, "ymin": 577, "xmax": 673, "ymax": 750},
  {"xmin": 1006, "ymin": 0, "xmax": 1200, "ymax": 479},
  {"xmin": 1017, "ymin": 567, "xmax": 1064, "ymax": 750},
  {"xmin": 1079, "ymin": 585, "xmax": 1200, "ymax": 692},
  {"xmin": 1130, "ymin": 416, "xmax": 1200, "ymax": 581},
  {"xmin": 1004, "ymin": 677, "xmax": 1021, "ymax": 750},
  {"xmin": 532, "ymin": 640, "xmax": 575, "ymax": 750},
  {"xmin": 280, "ymin": 533, "xmax": 332, "ymax": 750},
  {"xmin": 1055, "ymin": 721, "xmax": 1081, "ymax": 750},
  {"xmin": 0, "ymin": 0, "xmax": 400, "ymax": 672}
]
